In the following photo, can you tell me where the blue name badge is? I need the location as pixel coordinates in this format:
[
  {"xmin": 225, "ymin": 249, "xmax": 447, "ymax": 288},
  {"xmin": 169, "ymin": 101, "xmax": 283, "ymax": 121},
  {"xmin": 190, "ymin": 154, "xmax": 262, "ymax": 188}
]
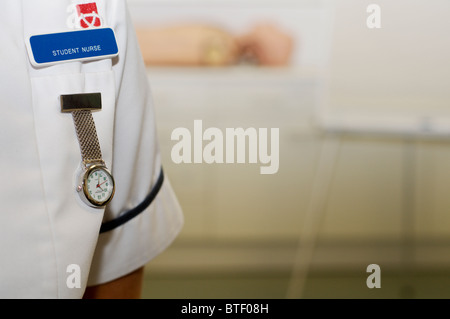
[{"xmin": 28, "ymin": 28, "xmax": 119, "ymax": 67}]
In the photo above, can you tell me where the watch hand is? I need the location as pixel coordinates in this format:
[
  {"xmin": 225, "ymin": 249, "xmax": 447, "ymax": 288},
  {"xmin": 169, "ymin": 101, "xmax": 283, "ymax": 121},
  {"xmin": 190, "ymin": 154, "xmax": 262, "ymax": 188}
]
[{"xmin": 98, "ymin": 180, "xmax": 108, "ymax": 187}]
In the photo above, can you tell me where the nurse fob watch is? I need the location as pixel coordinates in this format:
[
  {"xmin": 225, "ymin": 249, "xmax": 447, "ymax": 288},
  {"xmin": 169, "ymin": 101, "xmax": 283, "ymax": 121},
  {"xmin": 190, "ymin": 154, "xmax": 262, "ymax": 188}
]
[{"xmin": 61, "ymin": 93, "xmax": 115, "ymax": 208}]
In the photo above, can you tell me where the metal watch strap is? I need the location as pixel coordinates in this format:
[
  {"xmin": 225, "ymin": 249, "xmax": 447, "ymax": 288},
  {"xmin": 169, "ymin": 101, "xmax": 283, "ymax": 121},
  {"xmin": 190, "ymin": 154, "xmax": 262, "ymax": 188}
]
[
  {"xmin": 72, "ymin": 110, "xmax": 103, "ymax": 165},
  {"xmin": 60, "ymin": 93, "xmax": 104, "ymax": 165}
]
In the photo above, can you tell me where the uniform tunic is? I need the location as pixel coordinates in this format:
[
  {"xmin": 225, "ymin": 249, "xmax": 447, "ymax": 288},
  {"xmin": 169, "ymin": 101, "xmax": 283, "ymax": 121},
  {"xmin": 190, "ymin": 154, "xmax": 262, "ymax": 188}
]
[{"xmin": 0, "ymin": 0, "xmax": 184, "ymax": 298}]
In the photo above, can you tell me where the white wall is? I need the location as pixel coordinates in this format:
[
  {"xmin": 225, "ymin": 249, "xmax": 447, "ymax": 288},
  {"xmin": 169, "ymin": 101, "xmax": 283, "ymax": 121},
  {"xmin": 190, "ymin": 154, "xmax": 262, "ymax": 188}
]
[{"xmin": 127, "ymin": 0, "xmax": 450, "ymax": 288}]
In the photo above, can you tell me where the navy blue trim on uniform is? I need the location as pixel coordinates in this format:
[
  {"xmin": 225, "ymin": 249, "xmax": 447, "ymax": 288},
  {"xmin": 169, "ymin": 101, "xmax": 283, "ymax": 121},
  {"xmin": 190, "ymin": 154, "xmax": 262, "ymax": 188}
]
[{"xmin": 99, "ymin": 167, "xmax": 164, "ymax": 234}]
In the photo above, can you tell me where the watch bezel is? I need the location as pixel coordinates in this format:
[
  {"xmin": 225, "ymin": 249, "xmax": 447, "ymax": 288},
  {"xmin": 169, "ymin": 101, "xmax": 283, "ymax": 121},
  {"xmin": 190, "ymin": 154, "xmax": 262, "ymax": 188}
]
[{"xmin": 81, "ymin": 163, "xmax": 115, "ymax": 208}]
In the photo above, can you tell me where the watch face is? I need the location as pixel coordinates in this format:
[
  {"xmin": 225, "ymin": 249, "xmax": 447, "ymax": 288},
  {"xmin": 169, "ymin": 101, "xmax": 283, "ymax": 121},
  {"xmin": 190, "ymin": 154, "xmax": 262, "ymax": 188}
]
[{"xmin": 83, "ymin": 165, "xmax": 115, "ymax": 207}]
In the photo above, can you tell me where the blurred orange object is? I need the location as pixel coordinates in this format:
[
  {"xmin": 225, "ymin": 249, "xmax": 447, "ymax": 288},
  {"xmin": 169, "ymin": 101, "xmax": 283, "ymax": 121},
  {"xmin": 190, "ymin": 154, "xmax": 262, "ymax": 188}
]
[
  {"xmin": 136, "ymin": 24, "xmax": 240, "ymax": 66},
  {"xmin": 136, "ymin": 22, "xmax": 294, "ymax": 67},
  {"xmin": 237, "ymin": 23, "xmax": 294, "ymax": 66}
]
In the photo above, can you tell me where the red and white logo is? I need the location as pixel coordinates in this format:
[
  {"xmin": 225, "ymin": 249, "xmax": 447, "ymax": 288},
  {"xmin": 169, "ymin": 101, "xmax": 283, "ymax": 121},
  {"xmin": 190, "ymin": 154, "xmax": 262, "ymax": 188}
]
[{"xmin": 67, "ymin": 2, "xmax": 103, "ymax": 29}]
